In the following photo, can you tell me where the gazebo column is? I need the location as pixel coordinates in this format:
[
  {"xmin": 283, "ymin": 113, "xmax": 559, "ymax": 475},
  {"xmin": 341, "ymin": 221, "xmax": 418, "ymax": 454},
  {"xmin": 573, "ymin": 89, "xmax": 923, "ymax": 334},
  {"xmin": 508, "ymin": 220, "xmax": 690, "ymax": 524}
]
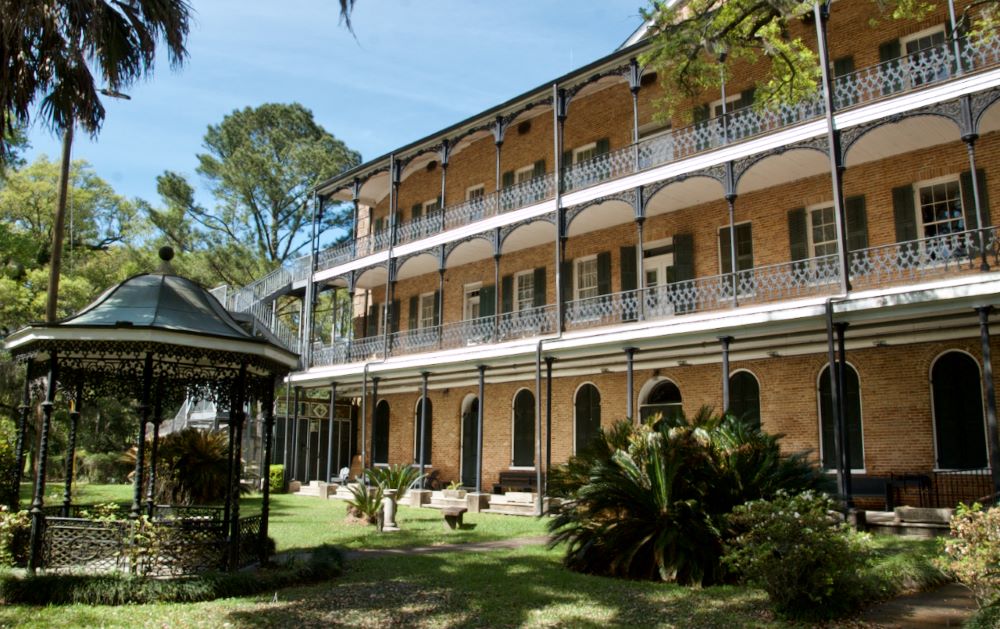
[
  {"xmin": 146, "ymin": 382, "xmax": 164, "ymax": 517},
  {"xmin": 259, "ymin": 377, "xmax": 277, "ymax": 564},
  {"xmin": 61, "ymin": 383, "xmax": 82, "ymax": 517},
  {"xmin": 228, "ymin": 364, "xmax": 248, "ymax": 571},
  {"xmin": 131, "ymin": 353, "xmax": 153, "ymax": 519},
  {"xmin": 27, "ymin": 351, "xmax": 58, "ymax": 575},
  {"xmin": 13, "ymin": 359, "xmax": 33, "ymax": 510},
  {"xmin": 326, "ymin": 382, "xmax": 337, "ymax": 483},
  {"xmin": 719, "ymin": 336, "xmax": 734, "ymax": 412}
]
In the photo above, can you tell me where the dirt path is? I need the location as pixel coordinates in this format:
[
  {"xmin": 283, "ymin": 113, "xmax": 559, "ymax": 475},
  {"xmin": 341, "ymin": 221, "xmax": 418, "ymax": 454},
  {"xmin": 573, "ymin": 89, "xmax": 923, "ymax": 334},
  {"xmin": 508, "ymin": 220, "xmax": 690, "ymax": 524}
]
[
  {"xmin": 342, "ymin": 534, "xmax": 550, "ymax": 560},
  {"xmin": 860, "ymin": 583, "xmax": 978, "ymax": 628}
]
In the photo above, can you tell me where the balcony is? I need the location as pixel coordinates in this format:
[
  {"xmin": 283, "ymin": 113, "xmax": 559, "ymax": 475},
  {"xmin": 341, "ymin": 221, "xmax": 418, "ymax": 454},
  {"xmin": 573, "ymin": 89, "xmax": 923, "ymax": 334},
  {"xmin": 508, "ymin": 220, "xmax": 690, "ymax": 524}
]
[{"xmin": 309, "ymin": 227, "xmax": 1000, "ymax": 368}]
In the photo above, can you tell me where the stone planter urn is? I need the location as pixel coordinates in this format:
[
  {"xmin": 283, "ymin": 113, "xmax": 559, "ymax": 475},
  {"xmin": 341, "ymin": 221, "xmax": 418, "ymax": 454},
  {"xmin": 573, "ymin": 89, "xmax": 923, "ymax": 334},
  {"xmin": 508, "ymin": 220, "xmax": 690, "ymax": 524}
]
[
  {"xmin": 382, "ymin": 488, "xmax": 399, "ymax": 531},
  {"xmin": 443, "ymin": 489, "xmax": 467, "ymax": 500}
]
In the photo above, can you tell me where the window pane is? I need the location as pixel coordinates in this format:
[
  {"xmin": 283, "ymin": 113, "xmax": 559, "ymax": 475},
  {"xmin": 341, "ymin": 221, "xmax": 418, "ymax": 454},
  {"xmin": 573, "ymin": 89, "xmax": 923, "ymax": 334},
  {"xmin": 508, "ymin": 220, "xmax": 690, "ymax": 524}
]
[
  {"xmin": 516, "ymin": 273, "xmax": 534, "ymax": 311},
  {"xmin": 576, "ymin": 258, "xmax": 599, "ymax": 299},
  {"xmin": 918, "ymin": 180, "xmax": 963, "ymax": 237}
]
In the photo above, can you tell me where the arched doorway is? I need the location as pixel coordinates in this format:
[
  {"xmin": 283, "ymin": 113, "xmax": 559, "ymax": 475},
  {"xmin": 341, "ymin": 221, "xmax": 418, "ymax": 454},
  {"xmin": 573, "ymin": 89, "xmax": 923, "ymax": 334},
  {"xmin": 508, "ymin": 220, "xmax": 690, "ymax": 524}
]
[
  {"xmin": 819, "ymin": 364, "xmax": 864, "ymax": 470},
  {"xmin": 640, "ymin": 380, "xmax": 682, "ymax": 421},
  {"xmin": 414, "ymin": 397, "xmax": 433, "ymax": 465},
  {"xmin": 512, "ymin": 389, "xmax": 535, "ymax": 467},
  {"xmin": 575, "ymin": 383, "xmax": 601, "ymax": 453},
  {"xmin": 932, "ymin": 351, "xmax": 987, "ymax": 469},
  {"xmin": 372, "ymin": 400, "xmax": 390, "ymax": 465},
  {"xmin": 729, "ymin": 370, "xmax": 761, "ymax": 429},
  {"xmin": 461, "ymin": 395, "xmax": 479, "ymax": 487}
]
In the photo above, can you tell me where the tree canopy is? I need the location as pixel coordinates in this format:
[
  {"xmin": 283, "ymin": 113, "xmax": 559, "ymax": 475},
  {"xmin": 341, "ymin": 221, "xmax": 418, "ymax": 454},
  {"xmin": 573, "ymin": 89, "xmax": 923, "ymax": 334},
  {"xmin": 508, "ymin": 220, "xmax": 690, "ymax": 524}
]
[{"xmin": 150, "ymin": 103, "xmax": 361, "ymax": 286}]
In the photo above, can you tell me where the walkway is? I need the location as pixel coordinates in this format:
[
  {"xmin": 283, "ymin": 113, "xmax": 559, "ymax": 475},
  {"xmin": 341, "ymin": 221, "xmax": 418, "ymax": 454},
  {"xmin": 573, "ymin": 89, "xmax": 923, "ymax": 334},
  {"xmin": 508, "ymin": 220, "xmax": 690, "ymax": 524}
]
[
  {"xmin": 342, "ymin": 534, "xmax": 549, "ymax": 560},
  {"xmin": 860, "ymin": 582, "xmax": 978, "ymax": 628}
]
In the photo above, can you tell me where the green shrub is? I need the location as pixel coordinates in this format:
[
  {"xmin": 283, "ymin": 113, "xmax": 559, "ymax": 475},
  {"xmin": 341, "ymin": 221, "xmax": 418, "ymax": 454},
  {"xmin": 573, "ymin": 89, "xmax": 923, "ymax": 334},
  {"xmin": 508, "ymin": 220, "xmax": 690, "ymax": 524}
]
[
  {"xmin": 0, "ymin": 509, "xmax": 30, "ymax": 567},
  {"xmin": 724, "ymin": 490, "xmax": 869, "ymax": 619},
  {"xmin": 0, "ymin": 544, "xmax": 342, "ymax": 605},
  {"xmin": 940, "ymin": 502, "xmax": 1000, "ymax": 606},
  {"xmin": 365, "ymin": 463, "xmax": 424, "ymax": 501},
  {"xmin": 0, "ymin": 426, "xmax": 18, "ymax": 510},
  {"xmin": 269, "ymin": 464, "xmax": 285, "ymax": 494},
  {"xmin": 966, "ymin": 603, "xmax": 1000, "ymax": 629},
  {"xmin": 345, "ymin": 483, "xmax": 383, "ymax": 524},
  {"xmin": 80, "ymin": 452, "xmax": 131, "ymax": 484},
  {"xmin": 123, "ymin": 428, "xmax": 232, "ymax": 505},
  {"xmin": 547, "ymin": 409, "xmax": 828, "ymax": 585}
]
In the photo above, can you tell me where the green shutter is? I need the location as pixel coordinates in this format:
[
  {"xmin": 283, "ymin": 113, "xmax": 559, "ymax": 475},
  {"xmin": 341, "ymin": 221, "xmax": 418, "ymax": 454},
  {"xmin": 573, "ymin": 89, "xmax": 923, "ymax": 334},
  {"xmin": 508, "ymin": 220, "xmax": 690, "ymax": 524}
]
[
  {"xmin": 408, "ymin": 295, "xmax": 419, "ymax": 330},
  {"xmin": 501, "ymin": 170, "xmax": 515, "ymax": 188},
  {"xmin": 692, "ymin": 103, "xmax": 710, "ymax": 123},
  {"xmin": 788, "ymin": 208, "xmax": 808, "ymax": 261},
  {"xmin": 738, "ymin": 88, "xmax": 755, "ymax": 110},
  {"xmin": 562, "ymin": 150, "xmax": 573, "ymax": 168},
  {"xmin": 892, "ymin": 184, "xmax": 918, "ymax": 243},
  {"xmin": 672, "ymin": 234, "xmax": 694, "ymax": 282},
  {"xmin": 596, "ymin": 251, "xmax": 612, "ymax": 295},
  {"xmin": 879, "ymin": 39, "xmax": 901, "ymax": 61},
  {"xmin": 738, "ymin": 223, "xmax": 754, "ymax": 271},
  {"xmin": 532, "ymin": 159, "xmax": 546, "ymax": 178},
  {"xmin": 720, "ymin": 228, "xmax": 734, "ymax": 274},
  {"xmin": 833, "ymin": 56, "xmax": 855, "ymax": 77},
  {"xmin": 560, "ymin": 259, "xmax": 574, "ymax": 304},
  {"xmin": 961, "ymin": 169, "xmax": 991, "ymax": 230},
  {"xmin": 479, "ymin": 284, "xmax": 495, "ymax": 317},
  {"xmin": 374, "ymin": 217, "xmax": 384, "ymax": 233},
  {"xmin": 411, "ymin": 203, "xmax": 422, "ymax": 221},
  {"xmin": 620, "ymin": 245, "xmax": 638, "ymax": 291},
  {"xmin": 433, "ymin": 290, "xmax": 441, "ymax": 326},
  {"xmin": 366, "ymin": 302, "xmax": 379, "ymax": 336},
  {"xmin": 845, "ymin": 195, "xmax": 869, "ymax": 252},
  {"xmin": 501, "ymin": 274, "xmax": 513, "ymax": 313},
  {"xmin": 390, "ymin": 299, "xmax": 400, "ymax": 333},
  {"xmin": 879, "ymin": 40, "xmax": 903, "ymax": 94},
  {"xmin": 533, "ymin": 267, "xmax": 546, "ymax": 307},
  {"xmin": 595, "ymin": 138, "xmax": 610, "ymax": 155}
]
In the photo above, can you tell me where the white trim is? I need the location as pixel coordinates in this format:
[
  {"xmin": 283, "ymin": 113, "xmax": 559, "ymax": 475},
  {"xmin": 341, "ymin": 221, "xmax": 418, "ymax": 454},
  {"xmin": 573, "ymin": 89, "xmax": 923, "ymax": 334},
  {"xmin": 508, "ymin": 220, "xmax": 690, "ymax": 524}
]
[
  {"xmin": 815, "ymin": 362, "xmax": 866, "ymax": 473},
  {"xmin": 728, "ymin": 369, "xmax": 761, "ymax": 425},
  {"xmin": 805, "ymin": 201, "xmax": 837, "ymax": 259},
  {"xmin": 637, "ymin": 376, "xmax": 682, "ymax": 406},
  {"xmin": 514, "ymin": 164, "xmax": 535, "ymax": 184},
  {"xmin": 514, "ymin": 270, "xmax": 535, "ymax": 312},
  {"xmin": 463, "ymin": 282, "xmax": 483, "ymax": 321},
  {"xmin": 900, "ymin": 24, "xmax": 947, "ymax": 50},
  {"xmin": 912, "ymin": 174, "xmax": 964, "ymax": 238},
  {"xmin": 929, "ymin": 349, "xmax": 989, "ymax": 469},
  {"xmin": 417, "ymin": 291, "xmax": 436, "ymax": 329},
  {"xmin": 510, "ymin": 387, "xmax": 535, "ymax": 468},
  {"xmin": 574, "ymin": 255, "xmax": 599, "ymax": 301},
  {"xmin": 572, "ymin": 142, "xmax": 598, "ymax": 164},
  {"xmin": 466, "ymin": 184, "xmax": 485, "ymax": 201},
  {"xmin": 709, "ymin": 93, "xmax": 741, "ymax": 118},
  {"xmin": 573, "ymin": 382, "xmax": 601, "ymax": 455}
]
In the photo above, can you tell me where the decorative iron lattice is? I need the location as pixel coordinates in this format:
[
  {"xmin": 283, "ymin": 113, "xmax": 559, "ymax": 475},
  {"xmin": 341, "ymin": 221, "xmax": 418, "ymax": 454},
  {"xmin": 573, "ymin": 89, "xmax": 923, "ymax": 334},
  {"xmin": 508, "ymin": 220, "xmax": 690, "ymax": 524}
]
[
  {"xmin": 396, "ymin": 212, "xmax": 446, "ymax": 246},
  {"xmin": 834, "ymin": 39, "xmax": 957, "ymax": 109},
  {"xmin": 444, "ymin": 195, "xmax": 499, "ymax": 230},
  {"xmin": 565, "ymin": 291, "xmax": 640, "ymax": 329},
  {"xmin": 348, "ymin": 335, "xmax": 385, "ymax": 362},
  {"xmin": 498, "ymin": 174, "xmax": 556, "ymax": 212},
  {"xmin": 962, "ymin": 33, "xmax": 1000, "ymax": 72},
  {"xmin": 317, "ymin": 240, "xmax": 354, "ymax": 270},
  {"xmin": 236, "ymin": 515, "xmax": 263, "ymax": 569},
  {"xmin": 562, "ymin": 146, "xmax": 637, "ymax": 192},
  {"xmin": 390, "ymin": 326, "xmax": 441, "ymax": 354},
  {"xmin": 496, "ymin": 306, "xmax": 557, "ymax": 341},
  {"xmin": 41, "ymin": 517, "xmax": 129, "ymax": 573}
]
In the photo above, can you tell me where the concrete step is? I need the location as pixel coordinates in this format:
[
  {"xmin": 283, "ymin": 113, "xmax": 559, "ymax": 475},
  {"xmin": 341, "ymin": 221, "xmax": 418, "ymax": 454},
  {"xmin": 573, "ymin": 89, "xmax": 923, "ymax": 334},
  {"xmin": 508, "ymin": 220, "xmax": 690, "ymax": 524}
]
[
  {"xmin": 428, "ymin": 497, "xmax": 469, "ymax": 510},
  {"xmin": 482, "ymin": 505, "xmax": 537, "ymax": 516}
]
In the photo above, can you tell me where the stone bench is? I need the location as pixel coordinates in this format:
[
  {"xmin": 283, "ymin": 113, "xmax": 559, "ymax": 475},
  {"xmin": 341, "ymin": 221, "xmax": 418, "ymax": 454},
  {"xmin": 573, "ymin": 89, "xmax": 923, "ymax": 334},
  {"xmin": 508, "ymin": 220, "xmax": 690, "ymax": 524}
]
[{"xmin": 442, "ymin": 506, "xmax": 468, "ymax": 531}]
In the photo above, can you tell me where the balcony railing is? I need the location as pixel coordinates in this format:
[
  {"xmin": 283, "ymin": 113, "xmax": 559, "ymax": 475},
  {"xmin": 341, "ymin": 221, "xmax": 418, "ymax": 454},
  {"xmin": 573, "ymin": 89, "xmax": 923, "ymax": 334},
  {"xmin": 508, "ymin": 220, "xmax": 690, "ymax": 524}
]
[{"xmin": 309, "ymin": 227, "xmax": 1000, "ymax": 367}]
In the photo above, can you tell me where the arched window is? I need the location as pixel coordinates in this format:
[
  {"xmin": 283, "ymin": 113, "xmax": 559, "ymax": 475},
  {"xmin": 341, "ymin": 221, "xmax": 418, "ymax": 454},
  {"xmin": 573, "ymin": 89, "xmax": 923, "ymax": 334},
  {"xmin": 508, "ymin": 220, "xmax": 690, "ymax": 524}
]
[
  {"xmin": 372, "ymin": 400, "xmax": 390, "ymax": 465},
  {"xmin": 461, "ymin": 396, "xmax": 479, "ymax": 487},
  {"xmin": 640, "ymin": 380, "xmax": 682, "ymax": 421},
  {"xmin": 575, "ymin": 384, "xmax": 601, "ymax": 453},
  {"xmin": 729, "ymin": 371, "xmax": 761, "ymax": 429},
  {"xmin": 819, "ymin": 364, "xmax": 864, "ymax": 470},
  {"xmin": 413, "ymin": 397, "xmax": 433, "ymax": 465},
  {"xmin": 512, "ymin": 389, "xmax": 535, "ymax": 467},
  {"xmin": 933, "ymin": 352, "xmax": 987, "ymax": 469}
]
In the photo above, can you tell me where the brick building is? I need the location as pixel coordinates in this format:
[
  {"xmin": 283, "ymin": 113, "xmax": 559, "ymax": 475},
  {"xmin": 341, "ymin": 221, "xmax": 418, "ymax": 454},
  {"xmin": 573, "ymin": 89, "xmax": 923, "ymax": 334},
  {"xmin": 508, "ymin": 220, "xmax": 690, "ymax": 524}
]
[{"xmin": 228, "ymin": 0, "xmax": 1000, "ymax": 509}]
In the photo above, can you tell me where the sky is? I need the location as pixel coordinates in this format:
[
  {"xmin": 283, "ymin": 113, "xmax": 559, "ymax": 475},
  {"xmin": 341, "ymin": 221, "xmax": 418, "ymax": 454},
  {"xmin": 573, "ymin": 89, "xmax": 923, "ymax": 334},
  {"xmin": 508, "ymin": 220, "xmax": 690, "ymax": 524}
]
[{"xmin": 23, "ymin": 1, "xmax": 645, "ymax": 209}]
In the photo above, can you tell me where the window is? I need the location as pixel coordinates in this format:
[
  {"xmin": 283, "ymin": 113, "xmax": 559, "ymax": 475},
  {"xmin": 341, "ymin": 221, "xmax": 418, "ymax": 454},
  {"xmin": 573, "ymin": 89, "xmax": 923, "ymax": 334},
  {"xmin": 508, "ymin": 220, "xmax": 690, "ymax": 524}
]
[
  {"xmin": 916, "ymin": 177, "xmax": 964, "ymax": 237},
  {"xmin": 932, "ymin": 352, "xmax": 987, "ymax": 469},
  {"xmin": 466, "ymin": 184, "xmax": 485, "ymax": 201},
  {"xmin": 423, "ymin": 198, "xmax": 441, "ymax": 214},
  {"xmin": 573, "ymin": 142, "xmax": 598, "ymax": 164},
  {"xmin": 515, "ymin": 165, "xmax": 535, "ymax": 185},
  {"xmin": 464, "ymin": 283, "xmax": 482, "ymax": 320},
  {"xmin": 808, "ymin": 204, "xmax": 838, "ymax": 257},
  {"xmin": 710, "ymin": 93, "xmax": 742, "ymax": 118},
  {"xmin": 413, "ymin": 397, "xmax": 433, "ymax": 465},
  {"xmin": 372, "ymin": 400, "xmax": 390, "ymax": 465},
  {"xmin": 575, "ymin": 384, "xmax": 601, "ymax": 453},
  {"xmin": 819, "ymin": 363, "xmax": 864, "ymax": 471},
  {"xmin": 729, "ymin": 371, "xmax": 761, "ymax": 429},
  {"xmin": 640, "ymin": 380, "xmax": 682, "ymax": 422},
  {"xmin": 575, "ymin": 256, "xmax": 599, "ymax": 300},
  {"xmin": 418, "ymin": 292, "xmax": 436, "ymax": 329},
  {"xmin": 512, "ymin": 389, "xmax": 535, "ymax": 467},
  {"xmin": 643, "ymin": 238, "xmax": 674, "ymax": 289},
  {"xmin": 903, "ymin": 25, "xmax": 947, "ymax": 56},
  {"xmin": 719, "ymin": 222, "xmax": 754, "ymax": 273},
  {"xmin": 515, "ymin": 271, "xmax": 534, "ymax": 312}
]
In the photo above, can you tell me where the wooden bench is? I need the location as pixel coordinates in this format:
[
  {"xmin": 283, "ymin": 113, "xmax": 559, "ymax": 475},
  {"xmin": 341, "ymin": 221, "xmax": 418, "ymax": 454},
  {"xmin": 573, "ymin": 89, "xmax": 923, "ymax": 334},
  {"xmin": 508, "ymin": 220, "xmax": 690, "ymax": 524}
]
[
  {"xmin": 442, "ymin": 506, "xmax": 467, "ymax": 531},
  {"xmin": 492, "ymin": 470, "xmax": 538, "ymax": 494}
]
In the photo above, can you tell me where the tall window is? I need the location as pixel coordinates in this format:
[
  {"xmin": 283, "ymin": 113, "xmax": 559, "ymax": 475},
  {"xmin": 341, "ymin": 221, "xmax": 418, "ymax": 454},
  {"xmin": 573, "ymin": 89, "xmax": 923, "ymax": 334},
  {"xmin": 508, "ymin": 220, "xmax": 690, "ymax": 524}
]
[
  {"xmin": 729, "ymin": 371, "xmax": 761, "ymax": 429},
  {"xmin": 575, "ymin": 256, "xmax": 599, "ymax": 300},
  {"xmin": 575, "ymin": 384, "xmax": 601, "ymax": 453},
  {"xmin": 819, "ymin": 364, "xmax": 864, "ymax": 470},
  {"xmin": 515, "ymin": 165, "xmax": 534, "ymax": 185},
  {"xmin": 640, "ymin": 380, "xmax": 683, "ymax": 422},
  {"xmin": 418, "ymin": 292, "xmax": 436, "ymax": 329},
  {"xmin": 464, "ymin": 283, "xmax": 481, "ymax": 320},
  {"xmin": 902, "ymin": 25, "xmax": 948, "ymax": 86},
  {"xmin": 413, "ymin": 397, "xmax": 433, "ymax": 465},
  {"xmin": 372, "ymin": 400, "xmax": 390, "ymax": 465},
  {"xmin": 719, "ymin": 223, "xmax": 754, "ymax": 273},
  {"xmin": 573, "ymin": 142, "xmax": 598, "ymax": 164},
  {"xmin": 466, "ymin": 184, "xmax": 485, "ymax": 201},
  {"xmin": 643, "ymin": 238, "xmax": 674, "ymax": 289},
  {"xmin": 933, "ymin": 352, "xmax": 988, "ymax": 469},
  {"xmin": 916, "ymin": 178, "xmax": 964, "ymax": 237},
  {"xmin": 808, "ymin": 205, "xmax": 838, "ymax": 257},
  {"xmin": 512, "ymin": 389, "xmax": 535, "ymax": 467},
  {"xmin": 515, "ymin": 271, "xmax": 534, "ymax": 312}
]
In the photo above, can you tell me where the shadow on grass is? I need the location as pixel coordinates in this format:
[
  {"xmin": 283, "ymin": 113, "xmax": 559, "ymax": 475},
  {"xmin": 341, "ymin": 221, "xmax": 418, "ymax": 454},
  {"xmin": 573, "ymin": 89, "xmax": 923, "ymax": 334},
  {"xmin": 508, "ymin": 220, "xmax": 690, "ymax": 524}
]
[{"xmin": 224, "ymin": 547, "xmax": 772, "ymax": 628}]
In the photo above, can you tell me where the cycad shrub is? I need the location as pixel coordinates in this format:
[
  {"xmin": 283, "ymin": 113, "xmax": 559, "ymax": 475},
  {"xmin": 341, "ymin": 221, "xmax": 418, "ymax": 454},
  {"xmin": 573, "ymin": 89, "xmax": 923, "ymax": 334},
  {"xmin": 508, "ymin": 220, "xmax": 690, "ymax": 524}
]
[
  {"xmin": 365, "ymin": 464, "xmax": 424, "ymax": 501},
  {"xmin": 345, "ymin": 483, "xmax": 383, "ymax": 524},
  {"xmin": 548, "ymin": 409, "xmax": 828, "ymax": 585}
]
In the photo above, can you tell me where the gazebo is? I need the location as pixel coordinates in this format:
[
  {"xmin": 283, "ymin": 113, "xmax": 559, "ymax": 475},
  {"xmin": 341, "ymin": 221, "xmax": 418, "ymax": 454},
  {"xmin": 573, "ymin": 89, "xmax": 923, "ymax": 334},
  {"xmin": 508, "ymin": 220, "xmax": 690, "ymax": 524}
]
[{"xmin": 3, "ymin": 248, "xmax": 298, "ymax": 575}]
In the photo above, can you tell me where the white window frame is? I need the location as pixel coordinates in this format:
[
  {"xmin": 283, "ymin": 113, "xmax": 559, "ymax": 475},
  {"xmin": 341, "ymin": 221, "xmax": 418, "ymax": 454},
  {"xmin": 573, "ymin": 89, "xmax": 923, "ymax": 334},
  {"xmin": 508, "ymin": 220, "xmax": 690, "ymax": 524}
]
[
  {"xmin": 514, "ymin": 270, "xmax": 535, "ymax": 312},
  {"xmin": 642, "ymin": 237, "xmax": 674, "ymax": 289},
  {"xmin": 514, "ymin": 165, "xmax": 535, "ymax": 185},
  {"xmin": 466, "ymin": 184, "xmax": 485, "ymax": 201},
  {"xmin": 422, "ymin": 198, "xmax": 440, "ymax": 214},
  {"xmin": 710, "ymin": 93, "xmax": 741, "ymax": 118},
  {"xmin": 574, "ymin": 255, "xmax": 599, "ymax": 301},
  {"xmin": 901, "ymin": 24, "xmax": 947, "ymax": 54},
  {"xmin": 418, "ymin": 292, "xmax": 436, "ymax": 330},
  {"xmin": 929, "ymin": 349, "xmax": 990, "ymax": 472},
  {"xmin": 912, "ymin": 175, "xmax": 965, "ymax": 240},
  {"xmin": 572, "ymin": 142, "xmax": 598, "ymax": 165},
  {"xmin": 806, "ymin": 201, "xmax": 838, "ymax": 259},
  {"xmin": 463, "ymin": 282, "xmax": 482, "ymax": 321}
]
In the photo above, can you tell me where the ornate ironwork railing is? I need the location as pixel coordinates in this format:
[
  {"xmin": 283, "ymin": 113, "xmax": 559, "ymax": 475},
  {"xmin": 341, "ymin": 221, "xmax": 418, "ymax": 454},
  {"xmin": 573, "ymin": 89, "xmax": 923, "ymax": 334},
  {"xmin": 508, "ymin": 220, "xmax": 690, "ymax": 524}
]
[
  {"xmin": 444, "ymin": 195, "xmax": 499, "ymax": 230},
  {"xmin": 396, "ymin": 211, "xmax": 446, "ymax": 246},
  {"xmin": 348, "ymin": 335, "xmax": 385, "ymax": 362},
  {"xmin": 498, "ymin": 173, "xmax": 557, "ymax": 212},
  {"xmin": 236, "ymin": 514, "xmax": 263, "ymax": 569},
  {"xmin": 562, "ymin": 147, "xmax": 638, "ymax": 192}
]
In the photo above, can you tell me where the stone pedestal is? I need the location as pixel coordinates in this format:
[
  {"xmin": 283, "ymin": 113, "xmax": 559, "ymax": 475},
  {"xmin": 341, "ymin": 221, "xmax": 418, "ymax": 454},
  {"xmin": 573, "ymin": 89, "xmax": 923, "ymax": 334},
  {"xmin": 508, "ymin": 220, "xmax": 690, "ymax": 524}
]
[
  {"xmin": 408, "ymin": 489, "xmax": 432, "ymax": 507},
  {"xmin": 288, "ymin": 480, "xmax": 301, "ymax": 493},
  {"xmin": 465, "ymin": 492, "xmax": 490, "ymax": 513},
  {"xmin": 381, "ymin": 489, "xmax": 399, "ymax": 531}
]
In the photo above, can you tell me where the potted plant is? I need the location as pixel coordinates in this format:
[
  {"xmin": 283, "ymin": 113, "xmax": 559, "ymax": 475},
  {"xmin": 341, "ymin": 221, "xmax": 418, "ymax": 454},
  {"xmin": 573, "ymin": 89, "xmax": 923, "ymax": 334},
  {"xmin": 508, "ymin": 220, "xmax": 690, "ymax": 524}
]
[{"xmin": 443, "ymin": 481, "xmax": 467, "ymax": 500}]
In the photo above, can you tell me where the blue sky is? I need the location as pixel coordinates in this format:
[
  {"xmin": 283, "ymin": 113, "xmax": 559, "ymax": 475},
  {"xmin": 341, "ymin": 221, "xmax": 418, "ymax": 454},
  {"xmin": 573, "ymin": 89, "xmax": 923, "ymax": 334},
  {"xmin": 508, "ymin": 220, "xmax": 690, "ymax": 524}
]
[{"xmin": 24, "ymin": 1, "xmax": 644, "ymax": 208}]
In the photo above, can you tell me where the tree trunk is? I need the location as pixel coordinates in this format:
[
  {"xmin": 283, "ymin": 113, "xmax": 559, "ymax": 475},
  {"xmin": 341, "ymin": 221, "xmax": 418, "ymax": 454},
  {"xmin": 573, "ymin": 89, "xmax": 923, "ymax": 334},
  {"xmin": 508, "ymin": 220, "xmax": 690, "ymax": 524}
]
[{"xmin": 45, "ymin": 125, "xmax": 74, "ymax": 323}]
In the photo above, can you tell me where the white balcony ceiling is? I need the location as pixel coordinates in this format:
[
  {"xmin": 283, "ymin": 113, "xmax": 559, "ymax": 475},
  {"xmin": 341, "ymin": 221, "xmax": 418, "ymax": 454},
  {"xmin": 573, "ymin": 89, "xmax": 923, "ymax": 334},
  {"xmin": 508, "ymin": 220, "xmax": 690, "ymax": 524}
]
[
  {"xmin": 845, "ymin": 114, "xmax": 959, "ymax": 167},
  {"xmin": 567, "ymin": 198, "xmax": 634, "ymax": 236}
]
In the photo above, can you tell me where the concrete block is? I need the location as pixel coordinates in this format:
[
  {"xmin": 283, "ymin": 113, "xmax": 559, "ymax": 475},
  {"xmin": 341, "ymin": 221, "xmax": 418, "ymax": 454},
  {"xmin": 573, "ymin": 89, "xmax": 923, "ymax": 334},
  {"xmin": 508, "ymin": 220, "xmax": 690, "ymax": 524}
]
[
  {"xmin": 894, "ymin": 506, "xmax": 954, "ymax": 524},
  {"xmin": 466, "ymin": 492, "xmax": 491, "ymax": 513}
]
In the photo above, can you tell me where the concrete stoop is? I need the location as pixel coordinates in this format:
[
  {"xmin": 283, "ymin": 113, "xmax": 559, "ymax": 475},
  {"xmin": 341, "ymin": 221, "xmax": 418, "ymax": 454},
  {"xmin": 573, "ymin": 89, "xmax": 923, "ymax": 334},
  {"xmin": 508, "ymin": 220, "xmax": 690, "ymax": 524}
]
[
  {"xmin": 293, "ymin": 480, "xmax": 340, "ymax": 499},
  {"xmin": 864, "ymin": 507, "xmax": 954, "ymax": 538},
  {"xmin": 484, "ymin": 492, "xmax": 560, "ymax": 516}
]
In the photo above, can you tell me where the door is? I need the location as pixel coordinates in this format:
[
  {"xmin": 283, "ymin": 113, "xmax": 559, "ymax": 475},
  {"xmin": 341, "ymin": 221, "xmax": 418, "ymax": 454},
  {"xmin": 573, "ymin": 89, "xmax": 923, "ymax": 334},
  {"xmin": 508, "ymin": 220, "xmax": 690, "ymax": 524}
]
[{"xmin": 461, "ymin": 398, "xmax": 479, "ymax": 487}]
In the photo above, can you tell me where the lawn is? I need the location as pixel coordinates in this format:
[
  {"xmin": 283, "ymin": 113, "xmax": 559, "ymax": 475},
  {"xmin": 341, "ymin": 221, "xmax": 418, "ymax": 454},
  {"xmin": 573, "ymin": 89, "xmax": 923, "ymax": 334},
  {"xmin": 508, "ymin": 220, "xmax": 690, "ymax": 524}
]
[{"xmin": 1, "ymin": 484, "xmax": 945, "ymax": 628}]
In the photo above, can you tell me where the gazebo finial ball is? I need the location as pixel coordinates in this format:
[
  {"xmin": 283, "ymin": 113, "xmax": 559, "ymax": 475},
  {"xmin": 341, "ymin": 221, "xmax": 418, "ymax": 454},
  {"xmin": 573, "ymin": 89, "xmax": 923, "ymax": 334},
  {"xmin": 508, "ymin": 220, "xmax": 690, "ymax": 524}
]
[{"xmin": 159, "ymin": 246, "xmax": 175, "ymax": 262}]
